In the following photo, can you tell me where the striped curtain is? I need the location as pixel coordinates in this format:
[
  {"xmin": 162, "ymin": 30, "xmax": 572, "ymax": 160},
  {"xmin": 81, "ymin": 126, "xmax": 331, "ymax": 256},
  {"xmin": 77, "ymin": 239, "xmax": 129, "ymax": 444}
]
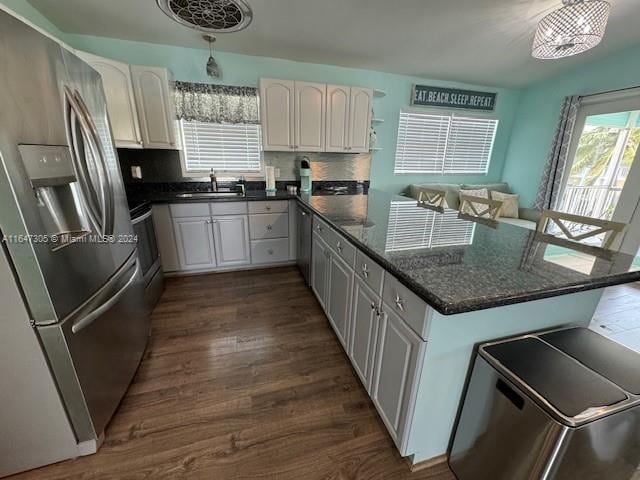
[{"xmin": 534, "ymin": 96, "xmax": 581, "ymax": 210}]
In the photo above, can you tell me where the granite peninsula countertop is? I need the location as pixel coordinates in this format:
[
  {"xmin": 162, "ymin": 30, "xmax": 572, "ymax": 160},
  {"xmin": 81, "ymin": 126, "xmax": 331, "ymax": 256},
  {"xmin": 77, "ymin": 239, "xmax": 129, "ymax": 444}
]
[
  {"xmin": 134, "ymin": 187, "xmax": 640, "ymax": 315},
  {"xmin": 297, "ymin": 189, "xmax": 640, "ymax": 315}
]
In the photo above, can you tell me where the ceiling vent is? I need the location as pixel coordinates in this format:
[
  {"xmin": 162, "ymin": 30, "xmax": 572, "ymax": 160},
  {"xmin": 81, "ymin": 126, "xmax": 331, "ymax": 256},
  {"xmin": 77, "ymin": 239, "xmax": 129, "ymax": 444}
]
[{"xmin": 156, "ymin": 0, "xmax": 253, "ymax": 33}]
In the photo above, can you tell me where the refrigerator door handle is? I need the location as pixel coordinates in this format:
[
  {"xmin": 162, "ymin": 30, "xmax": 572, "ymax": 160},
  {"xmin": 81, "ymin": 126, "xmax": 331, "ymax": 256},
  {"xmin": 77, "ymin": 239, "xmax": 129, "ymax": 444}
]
[
  {"xmin": 64, "ymin": 86, "xmax": 103, "ymax": 234},
  {"xmin": 72, "ymin": 90, "xmax": 115, "ymax": 236},
  {"xmin": 71, "ymin": 258, "xmax": 140, "ymax": 334}
]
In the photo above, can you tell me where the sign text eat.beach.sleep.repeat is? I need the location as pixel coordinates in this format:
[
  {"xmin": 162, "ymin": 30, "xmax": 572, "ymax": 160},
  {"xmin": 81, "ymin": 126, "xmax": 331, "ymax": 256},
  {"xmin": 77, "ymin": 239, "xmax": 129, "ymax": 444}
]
[{"xmin": 411, "ymin": 85, "xmax": 497, "ymax": 111}]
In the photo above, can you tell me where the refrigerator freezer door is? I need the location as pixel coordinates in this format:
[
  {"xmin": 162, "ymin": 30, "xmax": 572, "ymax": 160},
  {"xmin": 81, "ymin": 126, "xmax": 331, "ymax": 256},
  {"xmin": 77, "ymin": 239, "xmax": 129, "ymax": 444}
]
[
  {"xmin": 0, "ymin": 11, "xmax": 135, "ymax": 324},
  {"xmin": 38, "ymin": 250, "xmax": 150, "ymax": 443}
]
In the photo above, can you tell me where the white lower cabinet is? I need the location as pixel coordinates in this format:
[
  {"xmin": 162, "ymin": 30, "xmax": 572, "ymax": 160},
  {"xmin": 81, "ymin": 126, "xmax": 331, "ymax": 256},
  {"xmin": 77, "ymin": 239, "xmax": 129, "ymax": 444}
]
[
  {"xmin": 211, "ymin": 215, "xmax": 250, "ymax": 267},
  {"xmin": 327, "ymin": 252, "xmax": 353, "ymax": 349},
  {"xmin": 173, "ymin": 216, "xmax": 217, "ymax": 271},
  {"xmin": 166, "ymin": 201, "xmax": 292, "ymax": 274},
  {"xmin": 250, "ymin": 238, "xmax": 289, "ymax": 264},
  {"xmin": 311, "ymin": 232, "xmax": 330, "ymax": 311},
  {"xmin": 349, "ymin": 277, "xmax": 381, "ymax": 393},
  {"xmin": 371, "ymin": 304, "xmax": 425, "ymax": 453}
]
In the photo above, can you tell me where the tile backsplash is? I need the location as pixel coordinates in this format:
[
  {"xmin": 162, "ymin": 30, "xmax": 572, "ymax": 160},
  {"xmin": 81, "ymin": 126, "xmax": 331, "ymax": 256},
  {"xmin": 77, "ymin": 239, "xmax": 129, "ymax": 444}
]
[{"xmin": 117, "ymin": 149, "xmax": 371, "ymax": 184}]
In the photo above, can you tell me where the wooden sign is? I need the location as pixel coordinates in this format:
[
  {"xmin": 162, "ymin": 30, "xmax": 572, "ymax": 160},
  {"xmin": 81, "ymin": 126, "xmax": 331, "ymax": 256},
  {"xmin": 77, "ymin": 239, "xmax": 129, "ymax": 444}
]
[{"xmin": 411, "ymin": 85, "xmax": 497, "ymax": 111}]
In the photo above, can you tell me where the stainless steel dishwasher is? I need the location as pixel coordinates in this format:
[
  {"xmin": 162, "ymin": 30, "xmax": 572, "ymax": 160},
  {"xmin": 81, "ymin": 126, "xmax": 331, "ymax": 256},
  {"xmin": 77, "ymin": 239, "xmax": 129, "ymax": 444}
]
[{"xmin": 297, "ymin": 202, "xmax": 312, "ymax": 286}]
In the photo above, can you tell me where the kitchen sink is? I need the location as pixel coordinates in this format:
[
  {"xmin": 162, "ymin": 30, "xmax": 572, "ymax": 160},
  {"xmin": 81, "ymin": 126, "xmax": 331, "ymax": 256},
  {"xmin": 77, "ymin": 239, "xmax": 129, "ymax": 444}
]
[{"xmin": 175, "ymin": 191, "xmax": 245, "ymax": 199}]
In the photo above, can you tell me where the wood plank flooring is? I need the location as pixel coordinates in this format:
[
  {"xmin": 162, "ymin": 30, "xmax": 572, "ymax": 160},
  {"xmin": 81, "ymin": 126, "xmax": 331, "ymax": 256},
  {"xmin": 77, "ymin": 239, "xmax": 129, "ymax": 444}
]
[{"xmin": 13, "ymin": 267, "xmax": 455, "ymax": 480}]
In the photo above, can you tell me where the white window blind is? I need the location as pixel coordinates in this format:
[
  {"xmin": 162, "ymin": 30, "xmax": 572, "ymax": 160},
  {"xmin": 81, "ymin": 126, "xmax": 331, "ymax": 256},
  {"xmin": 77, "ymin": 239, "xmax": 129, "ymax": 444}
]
[
  {"xmin": 385, "ymin": 200, "xmax": 475, "ymax": 252},
  {"xmin": 180, "ymin": 119, "xmax": 262, "ymax": 173},
  {"xmin": 394, "ymin": 111, "xmax": 498, "ymax": 174}
]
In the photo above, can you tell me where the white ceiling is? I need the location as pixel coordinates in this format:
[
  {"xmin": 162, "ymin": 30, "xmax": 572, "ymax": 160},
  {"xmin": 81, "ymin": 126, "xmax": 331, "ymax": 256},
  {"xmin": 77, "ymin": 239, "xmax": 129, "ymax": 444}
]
[{"xmin": 27, "ymin": 0, "xmax": 640, "ymax": 88}]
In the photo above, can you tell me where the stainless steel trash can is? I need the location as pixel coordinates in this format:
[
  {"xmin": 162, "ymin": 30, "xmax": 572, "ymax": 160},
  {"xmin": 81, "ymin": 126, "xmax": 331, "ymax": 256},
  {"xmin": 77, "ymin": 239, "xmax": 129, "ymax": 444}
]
[{"xmin": 449, "ymin": 327, "xmax": 640, "ymax": 480}]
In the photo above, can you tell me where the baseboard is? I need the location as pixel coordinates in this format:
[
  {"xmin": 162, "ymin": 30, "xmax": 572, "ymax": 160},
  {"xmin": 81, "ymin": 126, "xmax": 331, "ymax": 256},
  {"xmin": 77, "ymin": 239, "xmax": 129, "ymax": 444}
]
[
  {"xmin": 164, "ymin": 261, "xmax": 297, "ymax": 277},
  {"xmin": 77, "ymin": 431, "xmax": 104, "ymax": 457},
  {"xmin": 405, "ymin": 453, "xmax": 448, "ymax": 472}
]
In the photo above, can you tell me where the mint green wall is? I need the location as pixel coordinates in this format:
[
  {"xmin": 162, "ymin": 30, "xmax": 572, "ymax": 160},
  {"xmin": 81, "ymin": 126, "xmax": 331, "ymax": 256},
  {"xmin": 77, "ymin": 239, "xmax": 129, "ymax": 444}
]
[
  {"xmin": 0, "ymin": 0, "xmax": 68, "ymax": 41},
  {"xmin": 501, "ymin": 44, "xmax": 640, "ymax": 207},
  {"xmin": 67, "ymin": 34, "xmax": 521, "ymax": 193},
  {"xmin": 3, "ymin": 0, "xmax": 522, "ymax": 193}
]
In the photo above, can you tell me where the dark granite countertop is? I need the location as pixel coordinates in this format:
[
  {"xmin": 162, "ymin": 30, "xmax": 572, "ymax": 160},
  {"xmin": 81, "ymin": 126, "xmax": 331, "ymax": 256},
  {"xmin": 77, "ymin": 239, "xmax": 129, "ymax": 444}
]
[
  {"xmin": 130, "ymin": 185, "xmax": 640, "ymax": 315},
  {"xmin": 297, "ymin": 189, "xmax": 640, "ymax": 315}
]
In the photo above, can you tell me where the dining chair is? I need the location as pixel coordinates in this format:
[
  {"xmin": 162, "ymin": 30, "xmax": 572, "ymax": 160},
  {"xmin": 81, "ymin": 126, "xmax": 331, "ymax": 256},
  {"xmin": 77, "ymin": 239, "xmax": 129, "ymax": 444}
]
[
  {"xmin": 417, "ymin": 188, "xmax": 447, "ymax": 212},
  {"xmin": 536, "ymin": 209, "xmax": 627, "ymax": 249}
]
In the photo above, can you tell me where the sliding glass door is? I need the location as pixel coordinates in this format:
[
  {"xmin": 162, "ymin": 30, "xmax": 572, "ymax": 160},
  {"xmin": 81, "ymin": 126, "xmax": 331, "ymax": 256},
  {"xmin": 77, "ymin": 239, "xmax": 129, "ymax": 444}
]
[{"xmin": 557, "ymin": 90, "xmax": 640, "ymax": 250}]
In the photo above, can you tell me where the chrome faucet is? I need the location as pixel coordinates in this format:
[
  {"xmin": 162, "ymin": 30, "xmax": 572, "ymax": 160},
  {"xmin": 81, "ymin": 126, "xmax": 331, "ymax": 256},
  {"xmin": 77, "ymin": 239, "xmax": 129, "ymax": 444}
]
[
  {"xmin": 209, "ymin": 169, "xmax": 218, "ymax": 192},
  {"xmin": 236, "ymin": 175, "xmax": 246, "ymax": 196}
]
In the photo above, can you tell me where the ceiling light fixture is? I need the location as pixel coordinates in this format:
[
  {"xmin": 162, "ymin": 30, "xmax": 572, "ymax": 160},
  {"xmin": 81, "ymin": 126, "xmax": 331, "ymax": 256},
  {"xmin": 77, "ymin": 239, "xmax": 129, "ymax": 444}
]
[
  {"xmin": 204, "ymin": 35, "xmax": 220, "ymax": 78},
  {"xmin": 156, "ymin": 0, "xmax": 253, "ymax": 34},
  {"xmin": 532, "ymin": 0, "xmax": 611, "ymax": 60}
]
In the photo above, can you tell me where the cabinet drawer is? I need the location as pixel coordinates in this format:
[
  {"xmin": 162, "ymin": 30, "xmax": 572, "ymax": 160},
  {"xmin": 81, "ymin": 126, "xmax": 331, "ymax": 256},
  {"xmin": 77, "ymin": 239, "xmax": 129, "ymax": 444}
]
[
  {"xmin": 251, "ymin": 238, "xmax": 290, "ymax": 264},
  {"xmin": 248, "ymin": 201, "xmax": 289, "ymax": 214},
  {"xmin": 210, "ymin": 201, "xmax": 247, "ymax": 215},
  {"xmin": 327, "ymin": 228, "xmax": 356, "ymax": 266},
  {"xmin": 249, "ymin": 213, "xmax": 289, "ymax": 240},
  {"xmin": 382, "ymin": 273, "xmax": 431, "ymax": 340},
  {"xmin": 170, "ymin": 203, "xmax": 210, "ymax": 218},
  {"xmin": 313, "ymin": 216, "xmax": 332, "ymax": 245},
  {"xmin": 355, "ymin": 251, "xmax": 384, "ymax": 296}
]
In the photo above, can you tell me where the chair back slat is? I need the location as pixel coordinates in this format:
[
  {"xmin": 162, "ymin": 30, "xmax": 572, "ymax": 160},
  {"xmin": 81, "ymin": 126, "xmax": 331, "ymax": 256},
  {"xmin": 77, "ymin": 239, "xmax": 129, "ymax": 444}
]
[
  {"xmin": 459, "ymin": 195, "xmax": 503, "ymax": 220},
  {"xmin": 537, "ymin": 209, "xmax": 627, "ymax": 249},
  {"xmin": 417, "ymin": 188, "xmax": 446, "ymax": 209}
]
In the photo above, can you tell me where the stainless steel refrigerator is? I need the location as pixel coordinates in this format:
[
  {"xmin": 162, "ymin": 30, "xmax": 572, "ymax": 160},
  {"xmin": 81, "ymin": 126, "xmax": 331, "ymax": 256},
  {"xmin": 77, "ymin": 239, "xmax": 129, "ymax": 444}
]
[{"xmin": 0, "ymin": 10, "xmax": 150, "ymax": 475}]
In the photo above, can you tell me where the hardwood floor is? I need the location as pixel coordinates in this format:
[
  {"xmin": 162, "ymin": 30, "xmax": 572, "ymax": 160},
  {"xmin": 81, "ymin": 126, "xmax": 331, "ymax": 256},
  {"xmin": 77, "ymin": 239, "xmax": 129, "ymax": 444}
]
[{"xmin": 13, "ymin": 267, "xmax": 455, "ymax": 480}]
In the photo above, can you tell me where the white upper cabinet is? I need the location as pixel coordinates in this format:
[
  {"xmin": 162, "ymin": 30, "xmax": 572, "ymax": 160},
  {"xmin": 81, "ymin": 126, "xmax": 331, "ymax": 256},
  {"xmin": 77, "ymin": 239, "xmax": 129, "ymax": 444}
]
[
  {"xmin": 260, "ymin": 78, "xmax": 373, "ymax": 153},
  {"xmin": 260, "ymin": 78, "xmax": 295, "ymax": 151},
  {"xmin": 348, "ymin": 87, "xmax": 373, "ymax": 152},
  {"xmin": 295, "ymin": 81, "xmax": 326, "ymax": 152},
  {"xmin": 325, "ymin": 85, "xmax": 350, "ymax": 152},
  {"xmin": 130, "ymin": 65, "xmax": 177, "ymax": 149},
  {"xmin": 77, "ymin": 51, "xmax": 142, "ymax": 148}
]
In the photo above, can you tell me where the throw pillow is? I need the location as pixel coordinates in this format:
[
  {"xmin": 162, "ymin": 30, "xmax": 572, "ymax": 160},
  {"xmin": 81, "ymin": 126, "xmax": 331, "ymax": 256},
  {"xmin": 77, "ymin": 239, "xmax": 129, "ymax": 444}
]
[{"xmin": 491, "ymin": 191, "xmax": 520, "ymax": 218}]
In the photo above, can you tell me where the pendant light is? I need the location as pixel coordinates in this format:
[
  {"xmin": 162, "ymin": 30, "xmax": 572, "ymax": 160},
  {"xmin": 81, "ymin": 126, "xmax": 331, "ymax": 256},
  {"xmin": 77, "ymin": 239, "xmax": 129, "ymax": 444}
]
[
  {"xmin": 532, "ymin": 0, "xmax": 611, "ymax": 59},
  {"xmin": 205, "ymin": 35, "xmax": 220, "ymax": 78}
]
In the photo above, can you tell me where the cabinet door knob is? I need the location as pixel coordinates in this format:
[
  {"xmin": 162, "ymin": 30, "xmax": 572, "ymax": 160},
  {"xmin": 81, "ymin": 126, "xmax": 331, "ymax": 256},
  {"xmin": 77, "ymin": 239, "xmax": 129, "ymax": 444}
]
[
  {"xmin": 265, "ymin": 206, "xmax": 272, "ymax": 211},
  {"xmin": 394, "ymin": 293, "xmax": 405, "ymax": 312},
  {"xmin": 370, "ymin": 301, "xmax": 376, "ymax": 310},
  {"xmin": 336, "ymin": 241, "xmax": 343, "ymax": 252},
  {"xmin": 268, "ymin": 249, "xmax": 274, "ymax": 255},
  {"xmin": 362, "ymin": 264, "xmax": 369, "ymax": 278},
  {"xmin": 266, "ymin": 224, "xmax": 273, "ymax": 231}
]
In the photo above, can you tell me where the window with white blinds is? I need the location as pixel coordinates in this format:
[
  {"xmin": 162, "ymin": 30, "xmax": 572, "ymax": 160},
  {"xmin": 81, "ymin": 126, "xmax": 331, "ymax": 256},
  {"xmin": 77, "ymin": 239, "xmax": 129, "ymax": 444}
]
[
  {"xmin": 385, "ymin": 200, "xmax": 475, "ymax": 252},
  {"xmin": 394, "ymin": 110, "xmax": 498, "ymax": 174},
  {"xmin": 180, "ymin": 119, "xmax": 262, "ymax": 173}
]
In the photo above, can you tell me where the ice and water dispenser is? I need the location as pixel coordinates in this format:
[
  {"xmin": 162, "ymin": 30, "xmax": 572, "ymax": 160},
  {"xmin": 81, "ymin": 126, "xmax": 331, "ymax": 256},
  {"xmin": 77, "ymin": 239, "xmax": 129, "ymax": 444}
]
[{"xmin": 18, "ymin": 145, "xmax": 92, "ymax": 248}]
